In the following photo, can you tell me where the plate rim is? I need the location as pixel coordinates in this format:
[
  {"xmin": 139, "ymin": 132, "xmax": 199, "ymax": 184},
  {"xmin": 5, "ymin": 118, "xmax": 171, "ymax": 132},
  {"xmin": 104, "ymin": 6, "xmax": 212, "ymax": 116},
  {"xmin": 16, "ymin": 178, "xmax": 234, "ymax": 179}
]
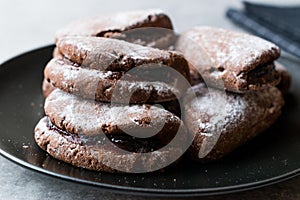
[
  {"xmin": 1, "ymin": 147, "xmax": 300, "ymax": 197},
  {"xmin": 0, "ymin": 45, "xmax": 300, "ymax": 197}
]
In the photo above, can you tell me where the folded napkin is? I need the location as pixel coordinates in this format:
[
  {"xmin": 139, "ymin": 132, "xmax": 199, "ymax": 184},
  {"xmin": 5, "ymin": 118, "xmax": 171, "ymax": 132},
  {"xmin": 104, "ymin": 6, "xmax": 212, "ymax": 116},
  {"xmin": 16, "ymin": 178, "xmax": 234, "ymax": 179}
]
[{"xmin": 226, "ymin": 1, "xmax": 300, "ymax": 58}]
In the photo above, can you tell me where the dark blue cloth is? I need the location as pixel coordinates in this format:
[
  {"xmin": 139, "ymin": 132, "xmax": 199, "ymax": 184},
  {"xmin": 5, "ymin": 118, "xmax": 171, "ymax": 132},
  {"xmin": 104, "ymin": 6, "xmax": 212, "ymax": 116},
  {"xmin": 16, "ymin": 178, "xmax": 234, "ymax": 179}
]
[{"xmin": 226, "ymin": 2, "xmax": 300, "ymax": 58}]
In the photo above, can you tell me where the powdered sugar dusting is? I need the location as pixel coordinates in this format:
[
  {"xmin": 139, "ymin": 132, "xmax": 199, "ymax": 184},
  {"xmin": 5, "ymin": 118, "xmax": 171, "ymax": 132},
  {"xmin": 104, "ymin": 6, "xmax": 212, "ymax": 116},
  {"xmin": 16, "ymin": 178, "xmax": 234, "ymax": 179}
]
[
  {"xmin": 180, "ymin": 26, "xmax": 280, "ymax": 71},
  {"xmin": 58, "ymin": 36, "xmax": 170, "ymax": 66},
  {"xmin": 185, "ymin": 85, "xmax": 284, "ymax": 158},
  {"xmin": 47, "ymin": 58, "xmax": 180, "ymax": 101},
  {"xmin": 189, "ymin": 89, "xmax": 241, "ymax": 137},
  {"xmin": 45, "ymin": 89, "xmax": 180, "ymax": 136},
  {"xmin": 126, "ymin": 81, "xmax": 180, "ymax": 96},
  {"xmin": 55, "ymin": 9, "xmax": 167, "ymax": 39},
  {"xmin": 188, "ymin": 89, "xmax": 233, "ymax": 158}
]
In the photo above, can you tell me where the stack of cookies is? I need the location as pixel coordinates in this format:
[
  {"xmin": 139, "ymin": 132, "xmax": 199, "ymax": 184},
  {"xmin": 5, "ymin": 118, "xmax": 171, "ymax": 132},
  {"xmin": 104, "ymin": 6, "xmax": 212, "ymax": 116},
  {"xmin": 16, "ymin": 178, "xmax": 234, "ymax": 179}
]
[
  {"xmin": 177, "ymin": 27, "xmax": 290, "ymax": 161},
  {"xmin": 34, "ymin": 9, "xmax": 291, "ymax": 173},
  {"xmin": 35, "ymin": 10, "xmax": 192, "ymax": 173}
]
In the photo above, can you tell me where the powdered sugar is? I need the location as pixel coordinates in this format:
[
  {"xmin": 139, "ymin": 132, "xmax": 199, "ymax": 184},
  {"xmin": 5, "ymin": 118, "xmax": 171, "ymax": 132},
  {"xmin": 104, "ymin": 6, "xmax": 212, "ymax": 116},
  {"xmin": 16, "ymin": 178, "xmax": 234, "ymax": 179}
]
[
  {"xmin": 184, "ymin": 85, "xmax": 284, "ymax": 159},
  {"xmin": 179, "ymin": 26, "xmax": 280, "ymax": 71},
  {"xmin": 55, "ymin": 9, "xmax": 168, "ymax": 40},
  {"xmin": 126, "ymin": 81, "xmax": 179, "ymax": 96},
  {"xmin": 58, "ymin": 36, "xmax": 171, "ymax": 68},
  {"xmin": 48, "ymin": 58, "xmax": 114, "ymax": 81},
  {"xmin": 189, "ymin": 88, "xmax": 248, "ymax": 136},
  {"xmin": 47, "ymin": 58, "xmax": 181, "ymax": 102},
  {"xmin": 185, "ymin": 85, "xmax": 248, "ymax": 158},
  {"xmin": 45, "ymin": 89, "xmax": 180, "ymax": 137}
]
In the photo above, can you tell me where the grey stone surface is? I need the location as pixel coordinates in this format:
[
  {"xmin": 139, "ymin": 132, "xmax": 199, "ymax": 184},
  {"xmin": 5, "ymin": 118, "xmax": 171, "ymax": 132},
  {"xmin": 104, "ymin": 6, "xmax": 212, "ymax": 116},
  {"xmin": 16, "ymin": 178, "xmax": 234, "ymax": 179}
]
[{"xmin": 1, "ymin": 0, "xmax": 300, "ymax": 199}]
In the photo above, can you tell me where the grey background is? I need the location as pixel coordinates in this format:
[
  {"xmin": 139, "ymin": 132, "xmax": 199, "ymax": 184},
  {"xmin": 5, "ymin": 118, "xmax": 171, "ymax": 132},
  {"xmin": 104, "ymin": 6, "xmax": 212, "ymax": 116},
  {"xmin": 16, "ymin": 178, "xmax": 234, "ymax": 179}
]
[{"xmin": 1, "ymin": 0, "xmax": 300, "ymax": 199}]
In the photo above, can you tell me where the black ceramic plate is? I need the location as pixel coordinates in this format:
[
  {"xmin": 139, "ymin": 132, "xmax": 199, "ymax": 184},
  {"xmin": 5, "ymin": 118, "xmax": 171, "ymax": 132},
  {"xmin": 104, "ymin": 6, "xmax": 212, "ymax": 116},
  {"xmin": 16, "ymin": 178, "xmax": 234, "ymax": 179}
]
[{"xmin": 1, "ymin": 45, "xmax": 300, "ymax": 197}]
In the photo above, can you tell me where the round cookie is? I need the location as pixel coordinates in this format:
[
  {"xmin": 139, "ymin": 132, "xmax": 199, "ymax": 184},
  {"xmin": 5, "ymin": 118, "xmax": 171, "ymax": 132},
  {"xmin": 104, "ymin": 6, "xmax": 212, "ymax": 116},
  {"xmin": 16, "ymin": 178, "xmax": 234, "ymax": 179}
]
[
  {"xmin": 176, "ymin": 27, "xmax": 281, "ymax": 93},
  {"xmin": 44, "ymin": 89, "xmax": 187, "ymax": 143},
  {"xmin": 54, "ymin": 9, "xmax": 177, "ymax": 59},
  {"xmin": 34, "ymin": 117, "xmax": 183, "ymax": 173},
  {"xmin": 55, "ymin": 9, "xmax": 174, "ymax": 48},
  {"xmin": 44, "ymin": 57, "xmax": 188, "ymax": 103},
  {"xmin": 42, "ymin": 78, "xmax": 182, "ymax": 118},
  {"xmin": 55, "ymin": 9, "xmax": 173, "ymax": 38},
  {"xmin": 56, "ymin": 36, "xmax": 189, "ymax": 75},
  {"xmin": 184, "ymin": 83, "xmax": 284, "ymax": 161}
]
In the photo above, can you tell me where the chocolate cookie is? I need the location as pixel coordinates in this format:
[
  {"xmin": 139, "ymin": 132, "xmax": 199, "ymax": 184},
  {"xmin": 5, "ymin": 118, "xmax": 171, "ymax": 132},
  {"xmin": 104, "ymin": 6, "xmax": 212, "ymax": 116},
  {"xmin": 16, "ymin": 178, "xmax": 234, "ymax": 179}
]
[
  {"xmin": 42, "ymin": 78, "xmax": 182, "ymax": 116},
  {"xmin": 176, "ymin": 27, "xmax": 281, "ymax": 93},
  {"xmin": 56, "ymin": 36, "xmax": 189, "ymax": 74},
  {"xmin": 275, "ymin": 62, "xmax": 291, "ymax": 95},
  {"xmin": 188, "ymin": 61, "xmax": 291, "ymax": 95},
  {"xmin": 188, "ymin": 63, "xmax": 204, "ymax": 86},
  {"xmin": 55, "ymin": 9, "xmax": 175, "ymax": 49},
  {"xmin": 48, "ymin": 37, "xmax": 190, "ymax": 103},
  {"xmin": 184, "ymin": 83, "xmax": 284, "ymax": 161},
  {"xmin": 44, "ymin": 89, "xmax": 187, "ymax": 143},
  {"xmin": 52, "ymin": 47, "xmax": 63, "ymax": 59},
  {"xmin": 44, "ymin": 58, "xmax": 188, "ymax": 103},
  {"xmin": 42, "ymin": 78, "xmax": 55, "ymax": 98},
  {"xmin": 34, "ymin": 117, "xmax": 184, "ymax": 173}
]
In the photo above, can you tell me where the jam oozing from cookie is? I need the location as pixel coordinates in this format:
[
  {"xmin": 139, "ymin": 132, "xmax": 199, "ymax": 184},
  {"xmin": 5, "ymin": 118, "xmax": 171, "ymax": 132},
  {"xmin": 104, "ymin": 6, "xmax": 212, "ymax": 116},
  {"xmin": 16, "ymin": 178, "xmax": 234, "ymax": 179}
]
[
  {"xmin": 105, "ymin": 134, "xmax": 164, "ymax": 153},
  {"xmin": 47, "ymin": 119, "xmax": 165, "ymax": 153},
  {"xmin": 48, "ymin": 120, "xmax": 82, "ymax": 144},
  {"xmin": 245, "ymin": 62, "xmax": 280, "ymax": 88}
]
